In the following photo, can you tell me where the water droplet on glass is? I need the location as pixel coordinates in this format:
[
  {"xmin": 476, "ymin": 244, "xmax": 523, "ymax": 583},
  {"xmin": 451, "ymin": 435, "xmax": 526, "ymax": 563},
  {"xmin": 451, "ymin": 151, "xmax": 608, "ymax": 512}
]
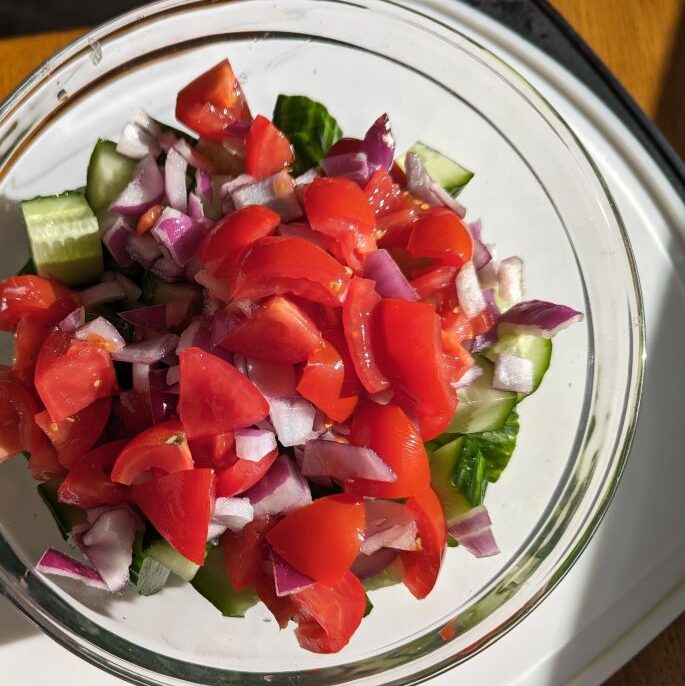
[{"xmin": 88, "ymin": 38, "xmax": 103, "ymax": 66}]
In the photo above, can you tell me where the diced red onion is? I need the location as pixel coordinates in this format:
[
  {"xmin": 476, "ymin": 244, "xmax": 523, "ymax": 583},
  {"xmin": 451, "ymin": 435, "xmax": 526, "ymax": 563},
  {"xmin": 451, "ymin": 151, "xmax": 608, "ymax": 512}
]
[
  {"xmin": 246, "ymin": 359, "xmax": 297, "ymax": 399},
  {"xmin": 456, "ymin": 262, "xmax": 486, "ymax": 318},
  {"xmin": 80, "ymin": 281, "xmax": 126, "ymax": 308},
  {"xmin": 120, "ymin": 302, "xmax": 188, "ymax": 332},
  {"xmin": 177, "ymin": 320, "xmax": 201, "ymax": 354},
  {"xmin": 59, "ymin": 306, "xmax": 85, "ymax": 333},
  {"xmin": 133, "ymin": 109, "xmax": 161, "ymax": 137},
  {"xmin": 150, "ymin": 257, "xmax": 185, "ymax": 283},
  {"xmin": 36, "ymin": 548, "xmax": 108, "ymax": 590},
  {"xmin": 132, "ymin": 362, "xmax": 150, "ymax": 394},
  {"xmin": 498, "ymin": 256, "xmax": 523, "ymax": 306},
  {"xmin": 187, "ymin": 192, "xmax": 206, "ymax": 223},
  {"xmin": 478, "ymin": 260, "xmax": 499, "ymax": 290},
  {"xmin": 272, "ymin": 550, "xmax": 314, "ymax": 596},
  {"xmin": 363, "ymin": 249, "xmax": 418, "ymax": 300},
  {"xmin": 295, "ymin": 169, "xmax": 319, "ymax": 186},
  {"xmin": 452, "ymin": 364, "xmax": 484, "ymax": 389},
  {"xmin": 244, "ymin": 454, "xmax": 311, "ymax": 517},
  {"xmin": 151, "ymin": 207, "xmax": 204, "ymax": 266},
  {"xmin": 117, "ymin": 121, "xmax": 161, "ymax": 160},
  {"xmin": 405, "ymin": 152, "xmax": 466, "ymax": 218},
  {"xmin": 74, "ymin": 317, "xmax": 126, "ymax": 352},
  {"xmin": 231, "ymin": 171, "xmax": 302, "ymax": 222},
  {"xmin": 498, "ymin": 299, "xmax": 583, "ymax": 338},
  {"xmin": 113, "ymin": 272, "xmax": 142, "ymax": 302},
  {"xmin": 126, "ymin": 232, "xmax": 163, "ymax": 268},
  {"xmin": 195, "ymin": 168, "xmax": 213, "ymax": 201},
  {"xmin": 109, "ymin": 154, "xmax": 164, "ymax": 216},
  {"xmin": 483, "ymin": 288, "xmax": 500, "ymax": 322},
  {"xmin": 268, "ymin": 396, "xmax": 317, "ymax": 447},
  {"xmin": 164, "ymin": 148, "xmax": 188, "ymax": 213},
  {"xmin": 351, "ymin": 548, "xmax": 398, "ymax": 579},
  {"xmin": 235, "ymin": 428, "xmax": 277, "ymax": 462},
  {"xmin": 112, "ymin": 333, "xmax": 180, "ymax": 364},
  {"xmin": 492, "ymin": 352, "xmax": 534, "ymax": 394},
  {"xmin": 469, "ymin": 220, "xmax": 492, "ymax": 270},
  {"xmin": 173, "ymin": 138, "xmax": 213, "ymax": 172},
  {"xmin": 101, "ymin": 216, "xmax": 135, "ymax": 267},
  {"xmin": 447, "ymin": 505, "xmax": 500, "ymax": 558},
  {"xmin": 360, "ymin": 499, "xmax": 418, "ymax": 556},
  {"xmin": 362, "ymin": 113, "xmax": 395, "ymax": 173},
  {"xmin": 194, "ymin": 269, "xmax": 232, "ymax": 303},
  {"xmin": 207, "ymin": 497, "xmax": 254, "ymax": 539},
  {"xmin": 301, "ymin": 440, "xmax": 396, "ymax": 483},
  {"xmin": 320, "ymin": 152, "xmax": 370, "ymax": 186}
]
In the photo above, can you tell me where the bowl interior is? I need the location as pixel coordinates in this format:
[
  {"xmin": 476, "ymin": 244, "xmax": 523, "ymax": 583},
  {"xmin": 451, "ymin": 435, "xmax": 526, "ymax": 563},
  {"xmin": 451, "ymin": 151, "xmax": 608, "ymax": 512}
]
[{"xmin": 0, "ymin": 1, "xmax": 641, "ymax": 684}]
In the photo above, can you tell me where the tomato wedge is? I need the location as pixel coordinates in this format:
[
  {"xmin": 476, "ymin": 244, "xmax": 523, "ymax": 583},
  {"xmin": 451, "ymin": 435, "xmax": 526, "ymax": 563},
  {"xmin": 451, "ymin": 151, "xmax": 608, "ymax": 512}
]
[
  {"xmin": 223, "ymin": 515, "xmax": 276, "ymax": 590},
  {"xmin": 12, "ymin": 316, "xmax": 49, "ymax": 386},
  {"xmin": 373, "ymin": 298, "xmax": 456, "ymax": 440},
  {"xmin": 364, "ymin": 169, "xmax": 405, "ymax": 217},
  {"xmin": 290, "ymin": 572, "xmax": 366, "ymax": 653},
  {"xmin": 58, "ymin": 440, "xmax": 130, "ymax": 509},
  {"xmin": 34, "ymin": 330, "xmax": 117, "ymax": 423},
  {"xmin": 190, "ymin": 431, "xmax": 236, "ymax": 469},
  {"xmin": 178, "ymin": 347, "xmax": 269, "ymax": 439},
  {"xmin": 407, "ymin": 207, "xmax": 473, "ymax": 268},
  {"xmin": 175, "ymin": 60, "xmax": 251, "ymax": 142},
  {"xmin": 34, "ymin": 397, "xmax": 111, "ymax": 469},
  {"xmin": 0, "ymin": 275, "xmax": 79, "ymax": 332},
  {"xmin": 342, "ymin": 277, "xmax": 389, "ymax": 394},
  {"xmin": 111, "ymin": 419, "xmax": 194, "ymax": 485},
  {"xmin": 111, "ymin": 390, "xmax": 154, "ymax": 439},
  {"xmin": 245, "ymin": 115, "xmax": 294, "ymax": 179},
  {"xmin": 230, "ymin": 236, "xmax": 351, "ymax": 306},
  {"xmin": 133, "ymin": 468, "xmax": 214, "ymax": 564},
  {"xmin": 218, "ymin": 296, "xmax": 322, "ymax": 363},
  {"xmin": 215, "ymin": 449, "xmax": 278, "ymax": 497},
  {"xmin": 399, "ymin": 488, "xmax": 447, "ymax": 599},
  {"xmin": 266, "ymin": 495, "xmax": 365, "ymax": 585},
  {"xmin": 199, "ymin": 205, "xmax": 280, "ymax": 278},
  {"xmin": 345, "ymin": 401, "xmax": 430, "ymax": 499},
  {"xmin": 296, "ymin": 339, "xmax": 358, "ymax": 423}
]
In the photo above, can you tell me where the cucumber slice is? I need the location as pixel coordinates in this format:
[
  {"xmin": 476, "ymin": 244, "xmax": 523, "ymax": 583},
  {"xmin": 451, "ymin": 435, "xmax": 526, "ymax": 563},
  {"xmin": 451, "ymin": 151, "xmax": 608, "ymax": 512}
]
[
  {"xmin": 143, "ymin": 536, "xmax": 201, "ymax": 581},
  {"xmin": 37, "ymin": 477, "xmax": 86, "ymax": 541},
  {"xmin": 141, "ymin": 271, "xmax": 203, "ymax": 311},
  {"xmin": 21, "ymin": 192, "xmax": 103, "ymax": 287},
  {"xmin": 429, "ymin": 438, "xmax": 475, "ymax": 522},
  {"xmin": 397, "ymin": 142, "xmax": 473, "ymax": 196},
  {"xmin": 129, "ymin": 532, "xmax": 170, "ymax": 596},
  {"xmin": 191, "ymin": 544, "xmax": 259, "ymax": 618},
  {"xmin": 85, "ymin": 139, "xmax": 137, "ymax": 215},
  {"xmin": 483, "ymin": 333, "xmax": 552, "ymax": 398},
  {"xmin": 362, "ymin": 558, "xmax": 403, "ymax": 591},
  {"xmin": 447, "ymin": 356, "xmax": 517, "ymax": 434}
]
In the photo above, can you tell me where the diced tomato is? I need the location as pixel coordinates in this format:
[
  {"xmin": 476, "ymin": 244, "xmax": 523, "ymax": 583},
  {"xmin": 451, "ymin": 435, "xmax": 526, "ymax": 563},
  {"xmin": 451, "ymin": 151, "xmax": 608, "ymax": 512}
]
[
  {"xmin": 373, "ymin": 299, "xmax": 456, "ymax": 440},
  {"xmin": 215, "ymin": 449, "xmax": 277, "ymax": 497},
  {"xmin": 0, "ymin": 275, "xmax": 79, "ymax": 332},
  {"xmin": 407, "ymin": 207, "xmax": 473, "ymax": 268},
  {"xmin": 390, "ymin": 161, "xmax": 407, "ymax": 185},
  {"xmin": 326, "ymin": 137, "xmax": 362, "ymax": 156},
  {"xmin": 346, "ymin": 401, "xmax": 430, "ymax": 499},
  {"xmin": 218, "ymin": 296, "xmax": 322, "ymax": 363},
  {"xmin": 320, "ymin": 321, "xmax": 362, "ymax": 397},
  {"xmin": 342, "ymin": 277, "xmax": 389, "ymax": 394},
  {"xmin": 199, "ymin": 205, "xmax": 280, "ymax": 278},
  {"xmin": 223, "ymin": 515, "xmax": 276, "ymax": 590},
  {"xmin": 58, "ymin": 440, "xmax": 130, "ymax": 509},
  {"xmin": 399, "ymin": 488, "xmax": 447, "ymax": 599},
  {"xmin": 296, "ymin": 339, "xmax": 358, "ymax": 423},
  {"xmin": 364, "ymin": 170, "xmax": 405, "ymax": 217},
  {"xmin": 190, "ymin": 431, "xmax": 236, "ymax": 469},
  {"xmin": 111, "ymin": 419, "xmax": 193, "ymax": 485},
  {"xmin": 245, "ymin": 115, "xmax": 294, "ymax": 179},
  {"xmin": 303, "ymin": 178, "xmax": 377, "ymax": 263},
  {"xmin": 410, "ymin": 266, "xmax": 458, "ymax": 301},
  {"xmin": 376, "ymin": 214, "xmax": 416, "ymax": 250},
  {"xmin": 11, "ymin": 316, "xmax": 49, "ymax": 386},
  {"xmin": 175, "ymin": 60, "xmax": 252, "ymax": 142},
  {"xmin": 290, "ymin": 571, "xmax": 366, "ymax": 653},
  {"xmin": 132, "ymin": 468, "xmax": 214, "ymax": 564},
  {"xmin": 230, "ymin": 236, "xmax": 351, "ymax": 306},
  {"xmin": 266, "ymin": 495, "xmax": 365, "ymax": 586},
  {"xmin": 34, "ymin": 330, "xmax": 117, "ymax": 423},
  {"xmin": 178, "ymin": 347, "xmax": 269, "ymax": 439},
  {"xmin": 441, "ymin": 308, "xmax": 495, "ymax": 351},
  {"xmin": 136, "ymin": 204, "xmax": 163, "ymax": 235},
  {"xmin": 111, "ymin": 390, "xmax": 153, "ymax": 438},
  {"xmin": 34, "ymin": 397, "xmax": 111, "ymax": 469},
  {"xmin": 244, "ymin": 359, "xmax": 297, "ymax": 398},
  {"xmin": 255, "ymin": 573, "xmax": 295, "ymax": 629}
]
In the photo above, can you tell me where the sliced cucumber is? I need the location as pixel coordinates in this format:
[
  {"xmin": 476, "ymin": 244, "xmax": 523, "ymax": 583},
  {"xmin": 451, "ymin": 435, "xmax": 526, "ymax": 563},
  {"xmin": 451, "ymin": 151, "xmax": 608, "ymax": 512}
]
[
  {"xmin": 429, "ymin": 438, "xmax": 475, "ymax": 522},
  {"xmin": 85, "ymin": 139, "xmax": 137, "ymax": 215},
  {"xmin": 141, "ymin": 271, "xmax": 202, "ymax": 311},
  {"xmin": 191, "ymin": 544, "xmax": 259, "ymax": 618},
  {"xmin": 21, "ymin": 191, "xmax": 103, "ymax": 287},
  {"xmin": 37, "ymin": 477, "xmax": 86, "ymax": 541},
  {"xmin": 362, "ymin": 558, "xmax": 404, "ymax": 591},
  {"xmin": 447, "ymin": 356, "xmax": 517, "ymax": 434},
  {"xmin": 143, "ymin": 535, "xmax": 201, "ymax": 581},
  {"xmin": 397, "ymin": 141, "xmax": 473, "ymax": 196},
  {"xmin": 129, "ymin": 532, "xmax": 170, "ymax": 596}
]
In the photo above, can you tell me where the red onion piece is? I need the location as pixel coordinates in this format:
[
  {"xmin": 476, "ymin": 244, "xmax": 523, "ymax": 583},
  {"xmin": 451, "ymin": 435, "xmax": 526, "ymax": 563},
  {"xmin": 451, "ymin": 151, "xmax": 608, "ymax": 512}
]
[
  {"xmin": 478, "ymin": 260, "xmax": 499, "ymax": 290},
  {"xmin": 244, "ymin": 454, "xmax": 311, "ymax": 517},
  {"xmin": 150, "ymin": 257, "xmax": 185, "ymax": 283},
  {"xmin": 230, "ymin": 171, "xmax": 302, "ymax": 222},
  {"xmin": 59, "ymin": 306, "xmax": 85, "ymax": 333},
  {"xmin": 187, "ymin": 192, "xmax": 206, "ymax": 223},
  {"xmin": 405, "ymin": 152, "xmax": 466, "ymax": 218},
  {"xmin": 194, "ymin": 269, "xmax": 232, "ymax": 303},
  {"xmin": 272, "ymin": 550, "xmax": 314, "ymax": 596},
  {"xmin": 361, "ymin": 113, "xmax": 395, "ymax": 173},
  {"xmin": 36, "ymin": 548, "xmax": 108, "ymax": 590},
  {"xmin": 363, "ymin": 249, "xmax": 418, "ymax": 300},
  {"xmin": 498, "ymin": 299, "xmax": 583, "ymax": 338},
  {"xmin": 246, "ymin": 359, "xmax": 297, "ymax": 399},
  {"xmin": 101, "ymin": 216, "xmax": 135, "ymax": 267},
  {"xmin": 75, "ymin": 317, "xmax": 126, "ymax": 352},
  {"xmin": 456, "ymin": 262, "xmax": 486, "ymax": 318},
  {"xmin": 196, "ymin": 168, "xmax": 213, "ymax": 200},
  {"xmin": 235, "ymin": 428, "xmax": 277, "ymax": 463},
  {"xmin": 452, "ymin": 364, "xmax": 484, "ymax": 389},
  {"xmin": 173, "ymin": 138, "xmax": 214, "ymax": 171},
  {"xmin": 447, "ymin": 505, "xmax": 500, "ymax": 558},
  {"xmin": 177, "ymin": 320, "xmax": 201, "ymax": 354},
  {"xmin": 469, "ymin": 220, "xmax": 492, "ymax": 270},
  {"xmin": 301, "ymin": 440, "xmax": 396, "ymax": 483},
  {"xmin": 492, "ymin": 352, "xmax": 534, "ymax": 394},
  {"xmin": 320, "ymin": 152, "xmax": 370, "ymax": 186},
  {"xmin": 498, "ymin": 256, "xmax": 524, "ymax": 306},
  {"xmin": 268, "ymin": 396, "xmax": 317, "ymax": 447},
  {"xmin": 294, "ymin": 168, "xmax": 320, "ymax": 186},
  {"xmin": 132, "ymin": 362, "xmax": 150, "ymax": 394},
  {"xmin": 207, "ymin": 497, "xmax": 254, "ymax": 539},
  {"xmin": 113, "ymin": 272, "xmax": 142, "ymax": 302},
  {"xmin": 112, "ymin": 333, "xmax": 180, "ymax": 364},
  {"xmin": 164, "ymin": 148, "xmax": 188, "ymax": 213},
  {"xmin": 109, "ymin": 155, "xmax": 164, "ymax": 216},
  {"xmin": 120, "ymin": 302, "xmax": 188, "ymax": 331},
  {"xmin": 351, "ymin": 547, "xmax": 398, "ymax": 579},
  {"xmin": 151, "ymin": 207, "xmax": 205, "ymax": 267},
  {"xmin": 360, "ymin": 499, "xmax": 418, "ymax": 555},
  {"xmin": 117, "ymin": 121, "xmax": 161, "ymax": 160},
  {"xmin": 80, "ymin": 281, "xmax": 126, "ymax": 308},
  {"xmin": 126, "ymin": 232, "xmax": 163, "ymax": 268}
]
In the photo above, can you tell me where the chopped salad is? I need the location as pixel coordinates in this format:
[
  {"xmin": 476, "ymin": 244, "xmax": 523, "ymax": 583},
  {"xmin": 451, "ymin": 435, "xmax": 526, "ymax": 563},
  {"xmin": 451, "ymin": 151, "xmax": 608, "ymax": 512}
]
[{"xmin": 0, "ymin": 59, "xmax": 582, "ymax": 653}]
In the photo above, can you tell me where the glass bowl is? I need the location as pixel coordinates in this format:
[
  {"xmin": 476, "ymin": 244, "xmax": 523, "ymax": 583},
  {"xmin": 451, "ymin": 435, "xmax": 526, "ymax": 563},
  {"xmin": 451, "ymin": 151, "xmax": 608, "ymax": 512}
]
[{"xmin": 0, "ymin": 0, "xmax": 643, "ymax": 684}]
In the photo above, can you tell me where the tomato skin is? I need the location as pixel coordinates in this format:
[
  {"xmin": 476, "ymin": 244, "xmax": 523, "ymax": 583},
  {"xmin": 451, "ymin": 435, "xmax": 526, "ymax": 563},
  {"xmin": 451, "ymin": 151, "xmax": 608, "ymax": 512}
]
[
  {"xmin": 215, "ymin": 449, "xmax": 277, "ymax": 497},
  {"xmin": 111, "ymin": 419, "xmax": 194, "ymax": 485},
  {"xmin": 34, "ymin": 397, "xmax": 111, "ymax": 469},
  {"xmin": 231, "ymin": 236, "xmax": 351, "ymax": 306},
  {"xmin": 290, "ymin": 571, "xmax": 366, "ymax": 653},
  {"xmin": 342, "ymin": 277, "xmax": 389, "ymax": 394},
  {"xmin": 373, "ymin": 299, "xmax": 456, "ymax": 440},
  {"xmin": 364, "ymin": 170, "xmax": 405, "ymax": 217},
  {"xmin": 266, "ymin": 495, "xmax": 365, "ymax": 586},
  {"xmin": 410, "ymin": 266, "xmax": 458, "ymax": 301},
  {"xmin": 199, "ymin": 205, "xmax": 280, "ymax": 279},
  {"xmin": 399, "ymin": 488, "xmax": 447, "ymax": 599},
  {"xmin": 0, "ymin": 276, "xmax": 79, "ymax": 332},
  {"xmin": 296, "ymin": 339, "xmax": 358, "ymax": 423},
  {"xmin": 34, "ymin": 330, "xmax": 117, "ymax": 423},
  {"xmin": 346, "ymin": 401, "xmax": 430, "ymax": 499},
  {"xmin": 407, "ymin": 208, "xmax": 473, "ymax": 268},
  {"xmin": 175, "ymin": 60, "xmax": 252, "ymax": 142},
  {"xmin": 190, "ymin": 431, "xmax": 236, "ymax": 469},
  {"xmin": 58, "ymin": 440, "xmax": 130, "ymax": 508},
  {"xmin": 178, "ymin": 347, "xmax": 269, "ymax": 439},
  {"xmin": 12, "ymin": 316, "xmax": 49, "ymax": 386},
  {"xmin": 326, "ymin": 137, "xmax": 362, "ymax": 157},
  {"xmin": 319, "ymin": 320, "xmax": 362, "ymax": 397},
  {"xmin": 218, "ymin": 296, "xmax": 323, "ymax": 363},
  {"xmin": 223, "ymin": 515, "xmax": 276, "ymax": 590},
  {"xmin": 132, "ymin": 468, "xmax": 214, "ymax": 565},
  {"xmin": 245, "ymin": 116, "xmax": 294, "ymax": 179}
]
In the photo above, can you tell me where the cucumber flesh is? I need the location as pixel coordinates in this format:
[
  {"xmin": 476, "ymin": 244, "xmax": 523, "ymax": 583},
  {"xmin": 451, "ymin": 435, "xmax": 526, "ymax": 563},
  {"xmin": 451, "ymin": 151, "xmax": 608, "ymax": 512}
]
[
  {"xmin": 191, "ymin": 544, "xmax": 259, "ymax": 618},
  {"xmin": 141, "ymin": 271, "xmax": 203, "ymax": 311},
  {"xmin": 447, "ymin": 356, "xmax": 517, "ymax": 433},
  {"xmin": 397, "ymin": 141, "xmax": 473, "ymax": 196},
  {"xmin": 86, "ymin": 139, "xmax": 137, "ymax": 215},
  {"xmin": 362, "ymin": 558, "xmax": 404, "ymax": 591},
  {"xmin": 37, "ymin": 477, "xmax": 86, "ymax": 541},
  {"xmin": 429, "ymin": 438, "xmax": 473, "ymax": 523},
  {"xmin": 21, "ymin": 191, "xmax": 103, "ymax": 287},
  {"xmin": 129, "ymin": 532, "xmax": 170, "ymax": 596},
  {"xmin": 143, "ymin": 536, "xmax": 201, "ymax": 581}
]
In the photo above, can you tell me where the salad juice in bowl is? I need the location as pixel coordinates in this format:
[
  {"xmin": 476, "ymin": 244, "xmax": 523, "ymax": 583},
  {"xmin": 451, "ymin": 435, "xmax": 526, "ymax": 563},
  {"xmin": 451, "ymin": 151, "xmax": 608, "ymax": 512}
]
[{"xmin": 0, "ymin": 1, "xmax": 643, "ymax": 684}]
